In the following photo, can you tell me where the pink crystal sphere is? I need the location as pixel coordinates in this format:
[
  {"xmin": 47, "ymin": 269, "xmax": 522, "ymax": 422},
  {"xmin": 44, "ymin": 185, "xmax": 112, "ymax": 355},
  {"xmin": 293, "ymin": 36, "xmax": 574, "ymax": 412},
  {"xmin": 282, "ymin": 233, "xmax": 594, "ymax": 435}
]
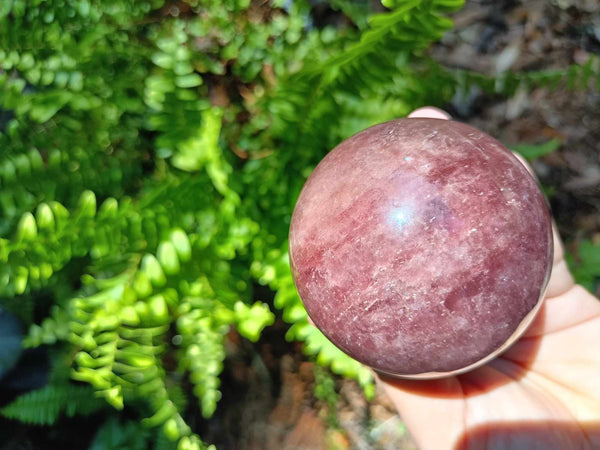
[{"xmin": 289, "ymin": 118, "xmax": 553, "ymax": 378}]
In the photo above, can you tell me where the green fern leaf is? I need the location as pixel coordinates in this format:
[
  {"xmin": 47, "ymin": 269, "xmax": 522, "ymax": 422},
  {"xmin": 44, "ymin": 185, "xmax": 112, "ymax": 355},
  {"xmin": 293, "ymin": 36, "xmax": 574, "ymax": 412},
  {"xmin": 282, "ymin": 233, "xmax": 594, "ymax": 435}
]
[{"xmin": 1, "ymin": 384, "xmax": 105, "ymax": 425}]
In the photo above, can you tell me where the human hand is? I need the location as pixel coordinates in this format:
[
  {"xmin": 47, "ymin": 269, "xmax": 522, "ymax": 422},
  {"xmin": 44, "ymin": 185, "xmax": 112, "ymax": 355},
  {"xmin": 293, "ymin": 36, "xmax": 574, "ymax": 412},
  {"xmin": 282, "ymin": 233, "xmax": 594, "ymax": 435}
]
[{"xmin": 378, "ymin": 107, "xmax": 600, "ymax": 450}]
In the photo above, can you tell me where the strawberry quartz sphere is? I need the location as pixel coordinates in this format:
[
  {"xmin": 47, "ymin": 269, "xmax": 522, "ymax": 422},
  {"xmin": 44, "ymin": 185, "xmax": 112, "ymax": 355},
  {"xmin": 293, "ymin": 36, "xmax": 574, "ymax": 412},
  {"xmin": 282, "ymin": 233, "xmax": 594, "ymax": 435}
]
[{"xmin": 289, "ymin": 118, "xmax": 553, "ymax": 378}]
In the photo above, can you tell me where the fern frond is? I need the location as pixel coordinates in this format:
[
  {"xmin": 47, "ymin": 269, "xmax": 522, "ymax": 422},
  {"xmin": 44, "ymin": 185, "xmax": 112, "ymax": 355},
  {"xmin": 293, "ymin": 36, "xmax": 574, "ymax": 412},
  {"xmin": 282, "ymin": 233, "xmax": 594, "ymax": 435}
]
[
  {"xmin": 0, "ymin": 384, "xmax": 105, "ymax": 425},
  {"xmin": 0, "ymin": 189, "xmax": 189, "ymax": 296},
  {"xmin": 145, "ymin": 19, "xmax": 208, "ymax": 166},
  {"xmin": 178, "ymin": 312, "xmax": 227, "ymax": 419},
  {"xmin": 154, "ymin": 429, "xmax": 178, "ymax": 450},
  {"xmin": 24, "ymin": 306, "xmax": 70, "ymax": 348},
  {"xmin": 64, "ymin": 229, "xmax": 260, "ymax": 447},
  {"xmin": 0, "ymin": 0, "xmax": 154, "ymax": 239},
  {"xmin": 89, "ymin": 416, "xmax": 152, "ymax": 450},
  {"xmin": 452, "ymin": 55, "xmax": 600, "ymax": 98},
  {"xmin": 266, "ymin": 0, "xmax": 461, "ymax": 149},
  {"xmin": 328, "ymin": 0, "xmax": 372, "ymax": 29}
]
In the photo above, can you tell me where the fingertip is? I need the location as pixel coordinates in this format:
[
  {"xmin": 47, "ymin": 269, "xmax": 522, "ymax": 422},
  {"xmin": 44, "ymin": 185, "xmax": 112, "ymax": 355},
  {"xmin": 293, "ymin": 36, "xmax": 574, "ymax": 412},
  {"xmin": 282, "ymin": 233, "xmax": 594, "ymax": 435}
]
[{"xmin": 408, "ymin": 107, "xmax": 451, "ymax": 120}]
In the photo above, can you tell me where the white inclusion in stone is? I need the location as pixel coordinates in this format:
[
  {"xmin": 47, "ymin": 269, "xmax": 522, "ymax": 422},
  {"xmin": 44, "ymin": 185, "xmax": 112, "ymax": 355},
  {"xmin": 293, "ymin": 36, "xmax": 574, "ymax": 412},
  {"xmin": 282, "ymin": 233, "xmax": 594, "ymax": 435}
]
[{"xmin": 390, "ymin": 206, "xmax": 413, "ymax": 231}]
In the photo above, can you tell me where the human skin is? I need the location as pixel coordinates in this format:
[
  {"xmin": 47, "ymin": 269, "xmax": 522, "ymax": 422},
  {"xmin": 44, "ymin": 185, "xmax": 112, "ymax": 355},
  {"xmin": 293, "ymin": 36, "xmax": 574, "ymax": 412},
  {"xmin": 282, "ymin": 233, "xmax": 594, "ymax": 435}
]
[{"xmin": 378, "ymin": 107, "xmax": 600, "ymax": 450}]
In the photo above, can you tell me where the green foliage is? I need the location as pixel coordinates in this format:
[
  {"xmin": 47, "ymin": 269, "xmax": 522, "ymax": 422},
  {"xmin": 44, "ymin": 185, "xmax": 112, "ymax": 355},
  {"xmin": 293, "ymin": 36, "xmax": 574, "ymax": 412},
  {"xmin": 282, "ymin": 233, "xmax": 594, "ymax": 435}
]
[
  {"xmin": 1, "ymin": 0, "xmax": 597, "ymax": 448},
  {"xmin": 329, "ymin": 0, "xmax": 372, "ymax": 29},
  {"xmin": 313, "ymin": 365, "xmax": 340, "ymax": 428},
  {"xmin": 89, "ymin": 416, "xmax": 152, "ymax": 450},
  {"xmin": 1, "ymin": 384, "xmax": 105, "ymax": 425},
  {"xmin": 566, "ymin": 240, "xmax": 600, "ymax": 294},
  {"xmin": 0, "ymin": 0, "xmax": 158, "ymax": 237},
  {"xmin": 452, "ymin": 54, "xmax": 600, "ymax": 99},
  {"xmin": 511, "ymin": 139, "xmax": 562, "ymax": 161}
]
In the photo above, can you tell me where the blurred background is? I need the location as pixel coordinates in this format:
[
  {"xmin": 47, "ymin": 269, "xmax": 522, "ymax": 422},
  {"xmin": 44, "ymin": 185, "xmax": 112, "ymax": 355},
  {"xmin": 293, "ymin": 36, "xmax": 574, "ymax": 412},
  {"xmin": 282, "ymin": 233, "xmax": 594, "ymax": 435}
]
[{"xmin": 0, "ymin": 0, "xmax": 599, "ymax": 449}]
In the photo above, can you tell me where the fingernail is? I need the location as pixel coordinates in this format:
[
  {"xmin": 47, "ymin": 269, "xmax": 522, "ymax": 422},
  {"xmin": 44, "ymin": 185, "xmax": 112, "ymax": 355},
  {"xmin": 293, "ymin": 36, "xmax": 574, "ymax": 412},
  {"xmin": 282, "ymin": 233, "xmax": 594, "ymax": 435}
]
[{"xmin": 408, "ymin": 107, "xmax": 451, "ymax": 120}]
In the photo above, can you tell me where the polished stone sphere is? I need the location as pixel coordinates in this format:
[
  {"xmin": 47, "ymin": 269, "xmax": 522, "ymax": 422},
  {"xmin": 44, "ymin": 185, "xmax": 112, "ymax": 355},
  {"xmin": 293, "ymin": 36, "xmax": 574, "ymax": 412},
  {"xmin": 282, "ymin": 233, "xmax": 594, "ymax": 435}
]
[{"xmin": 289, "ymin": 118, "xmax": 552, "ymax": 378}]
